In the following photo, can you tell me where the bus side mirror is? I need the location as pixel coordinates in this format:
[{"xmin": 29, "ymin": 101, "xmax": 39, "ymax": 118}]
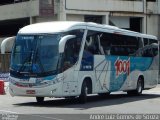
[
  {"xmin": 1, "ymin": 36, "xmax": 15, "ymax": 54},
  {"xmin": 59, "ymin": 35, "xmax": 76, "ymax": 53}
]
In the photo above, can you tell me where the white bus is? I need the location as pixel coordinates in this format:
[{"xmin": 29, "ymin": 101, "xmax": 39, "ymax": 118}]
[{"xmin": 9, "ymin": 21, "xmax": 159, "ymax": 103}]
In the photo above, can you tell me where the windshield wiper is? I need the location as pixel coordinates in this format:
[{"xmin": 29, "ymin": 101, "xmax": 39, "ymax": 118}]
[
  {"xmin": 34, "ymin": 55, "xmax": 45, "ymax": 73},
  {"xmin": 18, "ymin": 52, "xmax": 33, "ymax": 73},
  {"xmin": 34, "ymin": 42, "xmax": 45, "ymax": 73}
]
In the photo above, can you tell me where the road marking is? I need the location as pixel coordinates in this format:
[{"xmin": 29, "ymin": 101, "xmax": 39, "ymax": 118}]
[{"xmin": 0, "ymin": 110, "xmax": 18, "ymax": 114}]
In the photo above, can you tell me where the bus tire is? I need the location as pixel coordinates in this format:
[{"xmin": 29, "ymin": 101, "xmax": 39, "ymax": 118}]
[
  {"xmin": 136, "ymin": 77, "xmax": 143, "ymax": 95},
  {"xmin": 127, "ymin": 77, "xmax": 143, "ymax": 95},
  {"xmin": 36, "ymin": 97, "xmax": 44, "ymax": 103},
  {"xmin": 79, "ymin": 81, "xmax": 88, "ymax": 104}
]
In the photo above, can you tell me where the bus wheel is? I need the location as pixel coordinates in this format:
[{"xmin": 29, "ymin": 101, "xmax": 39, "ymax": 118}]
[
  {"xmin": 136, "ymin": 77, "xmax": 143, "ymax": 95},
  {"xmin": 36, "ymin": 97, "xmax": 44, "ymax": 103},
  {"xmin": 127, "ymin": 77, "xmax": 143, "ymax": 95},
  {"xmin": 79, "ymin": 81, "xmax": 88, "ymax": 104}
]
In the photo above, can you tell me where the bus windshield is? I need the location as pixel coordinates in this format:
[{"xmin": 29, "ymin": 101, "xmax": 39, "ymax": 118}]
[{"xmin": 10, "ymin": 34, "xmax": 61, "ymax": 77}]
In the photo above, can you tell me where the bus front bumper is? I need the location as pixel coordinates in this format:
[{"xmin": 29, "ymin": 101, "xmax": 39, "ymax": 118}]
[{"xmin": 9, "ymin": 82, "xmax": 63, "ymax": 97}]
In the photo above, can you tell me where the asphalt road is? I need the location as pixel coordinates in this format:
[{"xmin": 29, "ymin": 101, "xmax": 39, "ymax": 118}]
[{"xmin": 0, "ymin": 84, "xmax": 160, "ymax": 120}]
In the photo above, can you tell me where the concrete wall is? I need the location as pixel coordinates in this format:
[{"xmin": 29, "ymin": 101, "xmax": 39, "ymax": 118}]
[
  {"xmin": 158, "ymin": 0, "xmax": 160, "ymax": 14},
  {"xmin": 34, "ymin": 15, "xmax": 58, "ymax": 23},
  {"xmin": 66, "ymin": 0, "xmax": 143, "ymax": 13},
  {"xmin": 147, "ymin": 2, "xmax": 159, "ymax": 14},
  {"xmin": 146, "ymin": 15, "xmax": 159, "ymax": 37},
  {"xmin": 0, "ymin": 0, "xmax": 39, "ymax": 21},
  {"xmin": 110, "ymin": 16, "xmax": 130, "ymax": 29},
  {"xmin": 66, "ymin": 14, "xmax": 84, "ymax": 21}
]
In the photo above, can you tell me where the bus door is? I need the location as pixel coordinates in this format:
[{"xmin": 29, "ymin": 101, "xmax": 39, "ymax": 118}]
[
  {"xmin": 62, "ymin": 65, "xmax": 78, "ymax": 96},
  {"xmin": 62, "ymin": 37, "xmax": 82, "ymax": 96}
]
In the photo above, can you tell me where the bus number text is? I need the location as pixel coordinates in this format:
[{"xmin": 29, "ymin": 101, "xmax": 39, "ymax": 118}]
[{"xmin": 115, "ymin": 58, "xmax": 130, "ymax": 77}]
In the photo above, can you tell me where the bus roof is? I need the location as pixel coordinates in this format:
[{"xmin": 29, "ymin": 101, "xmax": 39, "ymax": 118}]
[
  {"xmin": 18, "ymin": 21, "xmax": 157, "ymax": 40},
  {"xmin": 18, "ymin": 21, "xmax": 119, "ymax": 34},
  {"xmin": 18, "ymin": 21, "xmax": 87, "ymax": 34},
  {"xmin": 140, "ymin": 33, "xmax": 157, "ymax": 40}
]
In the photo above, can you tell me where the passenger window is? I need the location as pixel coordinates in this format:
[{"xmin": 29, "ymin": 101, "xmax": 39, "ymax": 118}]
[
  {"xmin": 143, "ymin": 38, "xmax": 149, "ymax": 46},
  {"xmin": 85, "ymin": 30, "xmax": 103, "ymax": 55},
  {"xmin": 141, "ymin": 43, "xmax": 158, "ymax": 57},
  {"xmin": 85, "ymin": 31, "xmax": 146, "ymax": 57},
  {"xmin": 63, "ymin": 29, "xmax": 84, "ymax": 70},
  {"xmin": 149, "ymin": 39, "xmax": 158, "ymax": 45},
  {"xmin": 110, "ymin": 34, "xmax": 138, "ymax": 56},
  {"xmin": 152, "ymin": 47, "xmax": 158, "ymax": 56},
  {"xmin": 99, "ymin": 33, "xmax": 113, "ymax": 55},
  {"xmin": 85, "ymin": 31, "xmax": 114, "ymax": 56}
]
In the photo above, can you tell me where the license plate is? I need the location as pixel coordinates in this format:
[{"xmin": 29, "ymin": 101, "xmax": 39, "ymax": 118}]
[{"xmin": 26, "ymin": 90, "xmax": 35, "ymax": 94}]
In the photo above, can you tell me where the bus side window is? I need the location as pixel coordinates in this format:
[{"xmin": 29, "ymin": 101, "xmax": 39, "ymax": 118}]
[
  {"xmin": 85, "ymin": 36, "xmax": 94, "ymax": 54},
  {"xmin": 142, "ymin": 49, "xmax": 150, "ymax": 57},
  {"xmin": 126, "ymin": 36, "xmax": 139, "ymax": 56},
  {"xmin": 143, "ymin": 38, "xmax": 149, "ymax": 46},
  {"xmin": 63, "ymin": 40, "xmax": 74, "ymax": 69},
  {"xmin": 149, "ymin": 39, "xmax": 158, "ymax": 45},
  {"xmin": 62, "ymin": 29, "xmax": 84, "ymax": 70},
  {"xmin": 63, "ymin": 38, "xmax": 80, "ymax": 70},
  {"xmin": 139, "ymin": 37, "xmax": 158, "ymax": 58},
  {"xmin": 85, "ymin": 30, "xmax": 102, "ymax": 55},
  {"xmin": 111, "ymin": 34, "xmax": 125, "ymax": 56},
  {"xmin": 152, "ymin": 48, "xmax": 158, "ymax": 56},
  {"xmin": 99, "ymin": 33, "xmax": 112, "ymax": 55}
]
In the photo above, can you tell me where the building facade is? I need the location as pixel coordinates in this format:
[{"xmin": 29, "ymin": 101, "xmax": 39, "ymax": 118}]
[
  {"xmin": 0, "ymin": 0, "xmax": 159, "ymax": 39},
  {"xmin": 0, "ymin": 0, "xmax": 159, "ymax": 73}
]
